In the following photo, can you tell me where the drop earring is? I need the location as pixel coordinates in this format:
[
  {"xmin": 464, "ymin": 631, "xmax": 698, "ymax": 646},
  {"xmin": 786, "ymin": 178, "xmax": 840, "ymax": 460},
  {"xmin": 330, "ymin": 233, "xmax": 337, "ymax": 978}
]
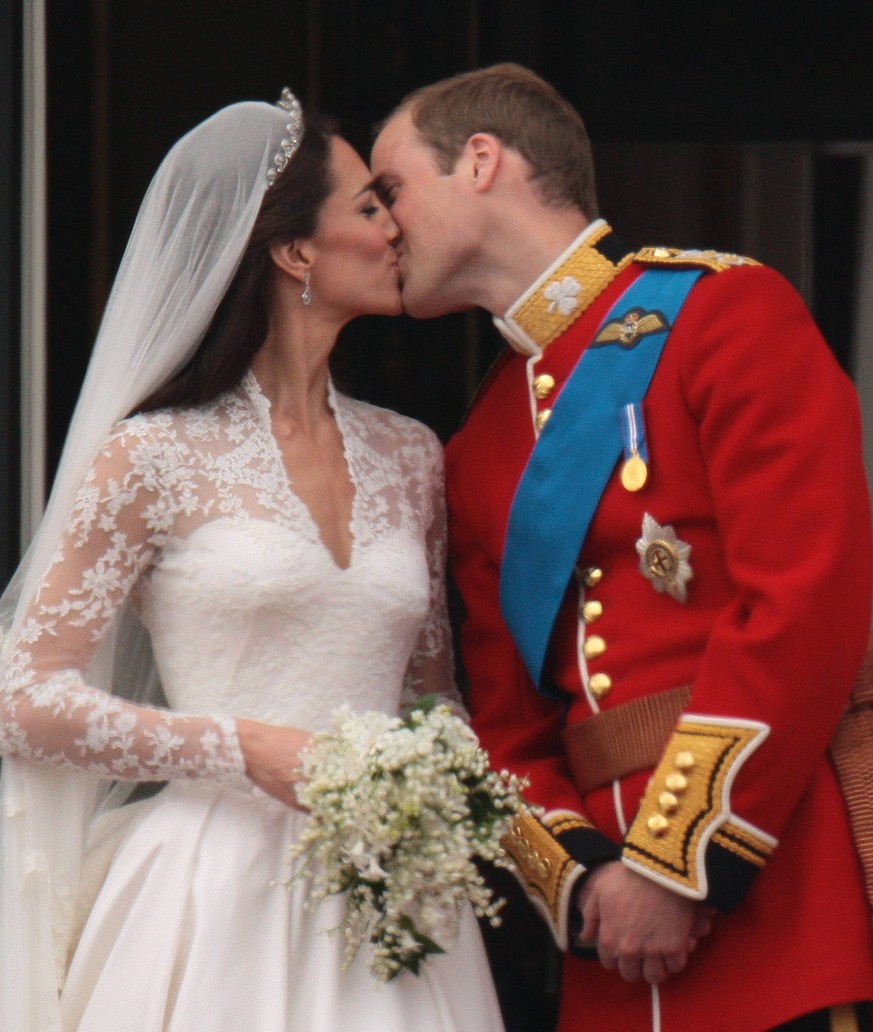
[{"xmin": 301, "ymin": 270, "xmax": 312, "ymax": 306}]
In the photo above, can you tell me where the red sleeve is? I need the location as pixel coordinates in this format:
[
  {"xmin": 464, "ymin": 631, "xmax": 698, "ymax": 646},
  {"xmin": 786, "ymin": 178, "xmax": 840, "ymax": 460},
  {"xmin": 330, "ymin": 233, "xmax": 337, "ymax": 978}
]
[{"xmin": 623, "ymin": 264, "xmax": 872, "ymax": 907}]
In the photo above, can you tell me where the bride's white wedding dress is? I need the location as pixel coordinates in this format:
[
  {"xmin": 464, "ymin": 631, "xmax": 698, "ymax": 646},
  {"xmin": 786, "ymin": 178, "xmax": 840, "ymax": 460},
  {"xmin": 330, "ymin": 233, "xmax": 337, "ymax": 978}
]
[{"xmin": 0, "ymin": 372, "xmax": 505, "ymax": 1032}]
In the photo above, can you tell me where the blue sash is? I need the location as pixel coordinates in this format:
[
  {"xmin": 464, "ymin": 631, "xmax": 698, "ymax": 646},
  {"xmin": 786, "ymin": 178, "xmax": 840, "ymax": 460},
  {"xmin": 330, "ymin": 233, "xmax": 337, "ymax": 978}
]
[{"xmin": 499, "ymin": 268, "xmax": 702, "ymax": 694}]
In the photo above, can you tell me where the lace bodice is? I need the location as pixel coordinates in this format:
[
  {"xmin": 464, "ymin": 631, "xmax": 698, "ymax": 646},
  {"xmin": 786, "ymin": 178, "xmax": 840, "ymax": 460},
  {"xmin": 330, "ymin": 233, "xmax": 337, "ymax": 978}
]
[{"xmin": 0, "ymin": 373, "xmax": 458, "ymax": 785}]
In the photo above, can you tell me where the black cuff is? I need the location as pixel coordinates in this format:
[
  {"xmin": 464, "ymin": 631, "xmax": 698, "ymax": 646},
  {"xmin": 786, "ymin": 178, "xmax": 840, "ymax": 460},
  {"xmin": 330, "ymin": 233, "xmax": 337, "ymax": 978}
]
[
  {"xmin": 555, "ymin": 822, "xmax": 622, "ymax": 870},
  {"xmin": 704, "ymin": 839, "xmax": 763, "ymax": 912},
  {"xmin": 553, "ymin": 822, "xmax": 621, "ymax": 958}
]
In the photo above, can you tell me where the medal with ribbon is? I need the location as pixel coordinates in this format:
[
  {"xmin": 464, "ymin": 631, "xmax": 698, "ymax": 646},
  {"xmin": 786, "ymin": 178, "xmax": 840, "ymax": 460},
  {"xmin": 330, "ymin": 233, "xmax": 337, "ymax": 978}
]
[{"xmin": 620, "ymin": 402, "xmax": 648, "ymax": 492}]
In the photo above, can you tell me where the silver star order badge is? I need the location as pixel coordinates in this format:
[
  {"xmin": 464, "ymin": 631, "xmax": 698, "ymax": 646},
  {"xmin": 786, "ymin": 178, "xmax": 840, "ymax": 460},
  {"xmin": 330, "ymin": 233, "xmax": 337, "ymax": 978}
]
[{"xmin": 635, "ymin": 513, "xmax": 693, "ymax": 603}]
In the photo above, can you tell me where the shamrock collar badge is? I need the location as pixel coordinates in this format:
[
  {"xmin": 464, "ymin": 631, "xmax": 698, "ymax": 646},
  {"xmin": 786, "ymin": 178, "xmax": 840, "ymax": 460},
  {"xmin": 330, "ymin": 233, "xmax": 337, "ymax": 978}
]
[
  {"xmin": 543, "ymin": 276, "xmax": 582, "ymax": 316},
  {"xmin": 635, "ymin": 513, "xmax": 693, "ymax": 603}
]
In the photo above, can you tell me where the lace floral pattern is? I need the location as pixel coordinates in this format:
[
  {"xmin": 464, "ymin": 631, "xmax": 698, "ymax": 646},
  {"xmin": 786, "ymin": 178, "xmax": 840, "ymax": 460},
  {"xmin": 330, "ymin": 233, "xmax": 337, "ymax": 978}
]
[{"xmin": 0, "ymin": 372, "xmax": 457, "ymax": 784}]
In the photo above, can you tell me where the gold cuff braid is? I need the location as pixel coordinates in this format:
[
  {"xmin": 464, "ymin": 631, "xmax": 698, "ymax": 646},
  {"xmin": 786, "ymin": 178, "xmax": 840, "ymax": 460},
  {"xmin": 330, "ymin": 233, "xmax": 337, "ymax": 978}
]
[
  {"xmin": 622, "ymin": 715, "xmax": 773, "ymax": 898},
  {"xmin": 502, "ymin": 809, "xmax": 589, "ymax": 950}
]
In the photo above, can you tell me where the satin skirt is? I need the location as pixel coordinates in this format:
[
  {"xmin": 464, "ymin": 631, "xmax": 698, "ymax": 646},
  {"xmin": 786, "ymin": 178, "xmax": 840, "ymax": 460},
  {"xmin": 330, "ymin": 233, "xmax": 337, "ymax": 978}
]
[{"xmin": 60, "ymin": 781, "xmax": 505, "ymax": 1032}]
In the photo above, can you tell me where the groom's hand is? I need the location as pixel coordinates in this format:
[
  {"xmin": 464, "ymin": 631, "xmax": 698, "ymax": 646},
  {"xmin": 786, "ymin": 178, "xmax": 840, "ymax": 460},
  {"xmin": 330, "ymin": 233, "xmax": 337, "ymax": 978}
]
[{"xmin": 576, "ymin": 861, "xmax": 714, "ymax": 985}]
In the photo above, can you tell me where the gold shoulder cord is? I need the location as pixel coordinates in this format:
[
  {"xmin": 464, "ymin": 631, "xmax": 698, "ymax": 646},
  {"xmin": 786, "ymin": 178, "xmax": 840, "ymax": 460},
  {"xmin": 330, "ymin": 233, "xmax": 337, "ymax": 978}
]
[{"xmin": 635, "ymin": 246, "xmax": 761, "ymax": 273}]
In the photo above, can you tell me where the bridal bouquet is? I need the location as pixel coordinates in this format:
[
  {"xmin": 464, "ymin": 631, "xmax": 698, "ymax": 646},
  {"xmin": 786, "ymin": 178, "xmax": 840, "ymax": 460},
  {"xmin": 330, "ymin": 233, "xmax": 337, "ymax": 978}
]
[{"xmin": 287, "ymin": 697, "xmax": 527, "ymax": 982}]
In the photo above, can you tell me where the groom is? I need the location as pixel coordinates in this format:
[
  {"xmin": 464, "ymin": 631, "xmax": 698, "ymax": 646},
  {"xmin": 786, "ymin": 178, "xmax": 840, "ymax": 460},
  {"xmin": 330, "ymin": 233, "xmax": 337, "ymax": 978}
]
[{"xmin": 371, "ymin": 64, "xmax": 873, "ymax": 1031}]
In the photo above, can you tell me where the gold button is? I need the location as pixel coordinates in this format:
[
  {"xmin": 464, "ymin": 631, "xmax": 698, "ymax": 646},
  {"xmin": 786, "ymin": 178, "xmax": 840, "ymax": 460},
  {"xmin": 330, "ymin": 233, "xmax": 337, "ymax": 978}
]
[
  {"xmin": 581, "ymin": 599, "xmax": 603, "ymax": 623},
  {"xmin": 583, "ymin": 635, "xmax": 606, "ymax": 660},
  {"xmin": 658, "ymin": 792, "xmax": 679, "ymax": 815},
  {"xmin": 535, "ymin": 409, "xmax": 552, "ymax": 432},
  {"xmin": 580, "ymin": 567, "xmax": 603, "ymax": 588},
  {"xmin": 589, "ymin": 673, "xmax": 612, "ymax": 700},
  {"xmin": 664, "ymin": 772, "xmax": 688, "ymax": 794},
  {"xmin": 647, "ymin": 814, "xmax": 669, "ymax": 836},
  {"xmin": 674, "ymin": 751, "xmax": 695, "ymax": 772},
  {"xmin": 533, "ymin": 373, "xmax": 556, "ymax": 400}
]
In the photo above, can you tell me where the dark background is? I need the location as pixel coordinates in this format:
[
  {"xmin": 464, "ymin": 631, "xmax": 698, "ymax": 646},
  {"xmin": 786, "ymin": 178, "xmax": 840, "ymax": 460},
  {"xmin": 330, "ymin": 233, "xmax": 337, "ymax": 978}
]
[
  {"xmin": 43, "ymin": 0, "xmax": 873, "ymax": 475},
  {"xmin": 3, "ymin": 4, "xmax": 873, "ymax": 1028},
  {"xmin": 0, "ymin": 0, "xmax": 21, "ymax": 579}
]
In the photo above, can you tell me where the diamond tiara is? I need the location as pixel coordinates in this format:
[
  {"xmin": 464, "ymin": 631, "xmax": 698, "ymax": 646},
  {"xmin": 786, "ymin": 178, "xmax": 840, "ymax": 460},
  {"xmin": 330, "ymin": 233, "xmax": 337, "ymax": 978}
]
[{"xmin": 266, "ymin": 87, "xmax": 304, "ymax": 186}]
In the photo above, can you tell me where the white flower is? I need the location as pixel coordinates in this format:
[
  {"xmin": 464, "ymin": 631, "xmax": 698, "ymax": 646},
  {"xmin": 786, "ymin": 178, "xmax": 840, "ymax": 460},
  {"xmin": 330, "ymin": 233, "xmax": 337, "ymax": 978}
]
[
  {"xmin": 543, "ymin": 276, "xmax": 582, "ymax": 316},
  {"xmin": 286, "ymin": 697, "xmax": 528, "ymax": 981}
]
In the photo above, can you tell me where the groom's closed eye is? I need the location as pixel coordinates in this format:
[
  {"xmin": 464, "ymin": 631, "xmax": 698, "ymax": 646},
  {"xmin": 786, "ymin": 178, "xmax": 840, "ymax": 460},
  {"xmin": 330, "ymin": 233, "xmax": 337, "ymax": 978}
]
[{"xmin": 370, "ymin": 175, "xmax": 398, "ymax": 208}]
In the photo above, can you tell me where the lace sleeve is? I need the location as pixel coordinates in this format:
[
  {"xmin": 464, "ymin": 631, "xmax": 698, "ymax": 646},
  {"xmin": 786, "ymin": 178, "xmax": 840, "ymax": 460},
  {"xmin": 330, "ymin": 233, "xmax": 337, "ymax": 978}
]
[
  {"xmin": 0, "ymin": 420, "xmax": 245, "ymax": 783},
  {"xmin": 400, "ymin": 435, "xmax": 467, "ymax": 718}
]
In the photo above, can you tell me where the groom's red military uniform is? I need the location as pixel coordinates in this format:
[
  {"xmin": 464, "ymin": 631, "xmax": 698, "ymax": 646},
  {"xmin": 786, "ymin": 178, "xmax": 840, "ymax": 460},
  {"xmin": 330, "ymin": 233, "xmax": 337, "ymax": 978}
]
[{"xmin": 445, "ymin": 221, "xmax": 873, "ymax": 1031}]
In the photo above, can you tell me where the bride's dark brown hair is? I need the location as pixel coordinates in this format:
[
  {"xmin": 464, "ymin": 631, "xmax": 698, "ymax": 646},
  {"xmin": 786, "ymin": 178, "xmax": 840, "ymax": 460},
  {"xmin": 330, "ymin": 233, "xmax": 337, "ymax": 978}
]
[{"xmin": 132, "ymin": 114, "xmax": 335, "ymax": 416}]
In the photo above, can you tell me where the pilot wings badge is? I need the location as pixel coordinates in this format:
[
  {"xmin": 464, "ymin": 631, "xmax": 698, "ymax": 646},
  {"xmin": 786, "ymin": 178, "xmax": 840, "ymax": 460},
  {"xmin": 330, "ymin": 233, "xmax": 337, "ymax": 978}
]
[{"xmin": 592, "ymin": 307, "xmax": 668, "ymax": 349}]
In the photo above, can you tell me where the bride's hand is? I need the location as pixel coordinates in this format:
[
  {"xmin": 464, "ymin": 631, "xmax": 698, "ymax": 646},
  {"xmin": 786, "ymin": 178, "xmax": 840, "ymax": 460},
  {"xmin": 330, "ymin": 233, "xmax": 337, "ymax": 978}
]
[{"xmin": 235, "ymin": 718, "xmax": 313, "ymax": 809}]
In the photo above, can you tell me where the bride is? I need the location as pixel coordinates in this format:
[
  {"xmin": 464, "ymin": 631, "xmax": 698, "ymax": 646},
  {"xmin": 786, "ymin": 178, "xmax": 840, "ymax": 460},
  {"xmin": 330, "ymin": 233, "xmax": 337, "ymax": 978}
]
[{"xmin": 0, "ymin": 92, "xmax": 505, "ymax": 1031}]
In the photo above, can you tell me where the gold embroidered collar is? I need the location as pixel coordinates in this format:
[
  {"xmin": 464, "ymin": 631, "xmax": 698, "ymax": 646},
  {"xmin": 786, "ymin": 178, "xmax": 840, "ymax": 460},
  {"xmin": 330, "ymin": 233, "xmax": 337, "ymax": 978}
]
[{"xmin": 493, "ymin": 220, "xmax": 633, "ymax": 357}]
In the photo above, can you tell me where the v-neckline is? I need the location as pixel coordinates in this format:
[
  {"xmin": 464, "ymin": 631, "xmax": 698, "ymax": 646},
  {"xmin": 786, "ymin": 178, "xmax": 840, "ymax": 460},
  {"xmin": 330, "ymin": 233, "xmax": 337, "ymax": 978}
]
[{"xmin": 243, "ymin": 370, "xmax": 358, "ymax": 572}]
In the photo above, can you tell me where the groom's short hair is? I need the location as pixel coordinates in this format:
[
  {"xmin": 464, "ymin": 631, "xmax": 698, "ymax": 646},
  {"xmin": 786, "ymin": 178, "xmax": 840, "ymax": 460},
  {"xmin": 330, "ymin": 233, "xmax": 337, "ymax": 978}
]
[{"xmin": 396, "ymin": 63, "xmax": 599, "ymax": 218}]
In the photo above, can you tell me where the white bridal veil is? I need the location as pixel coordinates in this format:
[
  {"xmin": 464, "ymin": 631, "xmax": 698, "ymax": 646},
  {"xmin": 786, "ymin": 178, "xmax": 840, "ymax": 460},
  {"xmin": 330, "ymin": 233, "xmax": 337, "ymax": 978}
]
[{"xmin": 0, "ymin": 92, "xmax": 302, "ymax": 1031}]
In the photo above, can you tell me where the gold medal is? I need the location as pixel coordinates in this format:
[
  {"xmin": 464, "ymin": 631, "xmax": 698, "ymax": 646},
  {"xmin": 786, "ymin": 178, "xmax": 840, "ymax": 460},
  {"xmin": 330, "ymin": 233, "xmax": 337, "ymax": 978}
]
[{"xmin": 621, "ymin": 452, "xmax": 648, "ymax": 492}]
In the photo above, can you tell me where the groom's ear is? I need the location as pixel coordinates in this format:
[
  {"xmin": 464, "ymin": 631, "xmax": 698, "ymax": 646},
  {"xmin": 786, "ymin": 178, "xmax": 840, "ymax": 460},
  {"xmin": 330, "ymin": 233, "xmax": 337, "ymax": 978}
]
[{"xmin": 463, "ymin": 133, "xmax": 501, "ymax": 192}]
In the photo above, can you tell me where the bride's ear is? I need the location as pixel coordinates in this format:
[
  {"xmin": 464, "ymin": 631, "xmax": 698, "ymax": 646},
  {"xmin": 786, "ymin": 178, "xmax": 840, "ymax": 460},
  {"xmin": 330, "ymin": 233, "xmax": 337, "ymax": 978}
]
[{"xmin": 269, "ymin": 241, "xmax": 312, "ymax": 287}]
